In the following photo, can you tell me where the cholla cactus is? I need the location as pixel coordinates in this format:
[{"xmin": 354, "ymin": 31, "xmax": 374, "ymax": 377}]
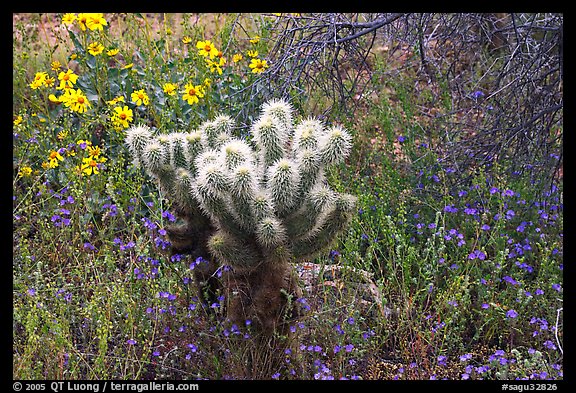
[{"xmin": 126, "ymin": 99, "xmax": 356, "ymax": 342}]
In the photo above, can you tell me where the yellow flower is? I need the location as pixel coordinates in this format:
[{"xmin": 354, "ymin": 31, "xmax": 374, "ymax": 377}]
[
  {"xmin": 18, "ymin": 166, "xmax": 33, "ymax": 177},
  {"xmin": 61, "ymin": 13, "xmax": 77, "ymax": 25},
  {"xmin": 182, "ymin": 36, "xmax": 192, "ymax": 44},
  {"xmin": 57, "ymin": 69, "xmax": 78, "ymax": 90},
  {"xmin": 232, "ymin": 53, "xmax": 243, "ymax": 63},
  {"xmin": 87, "ymin": 42, "xmax": 105, "ymax": 56},
  {"xmin": 48, "ymin": 150, "xmax": 64, "ymax": 168},
  {"xmin": 85, "ymin": 13, "xmax": 108, "ymax": 31},
  {"xmin": 163, "ymin": 82, "xmax": 178, "ymax": 96},
  {"xmin": 49, "ymin": 94, "xmax": 63, "ymax": 104},
  {"xmin": 111, "ymin": 105, "xmax": 134, "ymax": 130},
  {"xmin": 51, "ymin": 61, "xmax": 62, "ymax": 71},
  {"xmin": 87, "ymin": 145, "xmax": 102, "ymax": 158},
  {"xmin": 131, "ymin": 89, "xmax": 150, "ymax": 106},
  {"xmin": 76, "ymin": 13, "xmax": 90, "ymax": 31},
  {"xmin": 203, "ymin": 78, "xmax": 212, "ymax": 88},
  {"xmin": 206, "ymin": 56, "xmax": 226, "ymax": 75},
  {"xmin": 43, "ymin": 77, "xmax": 55, "ymax": 88},
  {"xmin": 107, "ymin": 48, "xmax": 119, "ymax": 57},
  {"xmin": 80, "ymin": 157, "xmax": 100, "ymax": 176},
  {"xmin": 182, "ymin": 83, "xmax": 205, "ymax": 105},
  {"xmin": 106, "ymin": 96, "xmax": 125, "ymax": 106},
  {"xmin": 13, "ymin": 115, "xmax": 23, "ymax": 126},
  {"xmin": 29, "ymin": 72, "xmax": 48, "ymax": 89},
  {"xmin": 57, "ymin": 130, "xmax": 69, "ymax": 140},
  {"xmin": 249, "ymin": 35, "xmax": 260, "ymax": 44},
  {"xmin": 62, "ymin": 89, "xmax": 91, "ymax": 113},
  {"xmin": 249, "ymin": 58, "xmax": 269, "ymax": 74},
  {"xmin": 123, "ymin": 63, "xmax": 134, "ymax": 69},
  {"xmin": 41, "ymin": 161, "xmax": 50, "ymax": 170},
  {"xmin": 196, "ymin": 40, "xmax": 219, "ymax": 59},
  {"xmin": 247, "ymin": 50, "xmax": 259, "ymax": 58},
  {"xmin": 77, "ymin": 13, "xmax": 107, "ymax": 31}
]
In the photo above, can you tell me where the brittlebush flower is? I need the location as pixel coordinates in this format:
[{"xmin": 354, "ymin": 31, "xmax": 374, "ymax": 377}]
[
  {"xmin": 29, "ymin": 72, "xmax": 48, "ymax": 89},
  {"xmin": 182, "ymin": 36, "xmax": 192, "ymax": 44},
  {"xmin": 51, "ymin": 61, "xmax": 62, "ymax": 71},
  {"xmin": 249, "ymin": 35, "xmax": 260, "ymax": 44},
  {"xmin": 247, "ymin": 50, "xmax": 259, "ymax": 58},
  {"xmin": 18, "ymin": 166, "xmax": 33, "ymax": 177},
  {"xmin": 61, "ymin": 13, "xmax": 77, "ymax": 25},
  {"xmin": 62, "ymin": 89, "xmax": 91, "ymax": 113},
  {"xmin": 79, "ymin": 157, "xmax": 100, "ymax": 176},
  {"xmin": 77, "ymin": 13, "xmax": 107, "ymax": 31},
  {"xmin": 249, "ymin": 58, "xmax": 269, "ymax": 74},
  {"xmin": 13, "ymin": 115, "xmax": 23, "ymax": 126},
  {"xmin": 86, "ymin": 13, "xmax": 108, "ymax": 31},
  {"xmin": 206, "ymin": 56, "xmax": 226, "ymax": 75},
  {"xmin": 48, "ymin": 150, "xmax": 64, "ymax": 168},
  {"xmin": 182, "ymin": 83, "xmax": 205, "ymax": 105},
  {"xmin": 232, "ymin": 53, "xmax": 243, "ymax": 63},
  {"xmin": 111, "ymin": 105, "xmax": 134, "ymax": 130},
  {"xmin": 57, "ymin": 69, "xmax": 78, "ymax": 90},
  {"xmin": 106, "ymin": 96, "xmax": 125, "ymax": 106},
  {"xmin": 107, "ymin": 48, "xmax": 119, "ymax": 57},
  {"xmin": 163, "ymin": 82, "xmax": 178, "ymax": 96},
  {"xmin": 88, "ymin": 42, "xmax": 105, "ymax": 56},
  {"xmin": 131, "ymin": 89, "xmax": 149, "ymax": 106},
  {"xmin": 196, "ymin": 40, "xmax": 219, "ymax": 59}
]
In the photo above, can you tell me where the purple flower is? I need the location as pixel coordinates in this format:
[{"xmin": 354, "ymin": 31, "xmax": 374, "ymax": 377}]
[
  {"xmin": 472, "ymin": 90, "xmax": 485, "ymax": 99},
  {"xmin": 506, "ymin": 309, "xmax": 518, "ymax": 319},
  {"xmin": 502, "ymin": 189, "xmax": 515, "ymax": 197},
  {"xmin": 437, "ymin": 355, "xmax": 447, "ymax": 366},
  {"xmin": 552, "ymin": 283, "xmax": 562, "ymax": 292},
  {"xmin": 127, "ymin": 339, "xmax": 137, "ymax": 345},
  {"xmin": 397, "ymin": 135, "xmax": 405, "ymax": 143}
]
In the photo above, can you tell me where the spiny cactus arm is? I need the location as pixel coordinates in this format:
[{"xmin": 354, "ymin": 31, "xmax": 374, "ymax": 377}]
[
  {"xmin": 294, "ymin": 148, "xmax": 322, "ymax": 204},
  {"xmin": 169, "ymin": 133, "xmax": 189, "ymax": 169},
  {"xmin": 318, "ymin": 125, "xmax": 353, "ymax": 167},
  {"xmin": 221, "ymin": 139, "xmax": 255, "ymax": 170},
  {"xmin": 125, "ymin": 125, "xmax": 154, "ymax": 168},
  {"xmin": 208, "ymin": 229, "xmax": 261, "ymax": 268},
  {"xmin": 260, "ymin": 98, "xmax": 294, "ymax": 138},
  {"xmin": 284, "ymin": 182, "xmax": 337, "ymax": 239},
  {"xmin": 251, "ymin": 114, "xmax": 287, "ymax": 168},
  {"xmin": 292, "ymin": 118, "xmax": 325, "ymax": 152},
  {"xmin": 256, "ymin": 216, "xmax": 287, "ymax": 249},
  {"xmin": 172, "ymin": 168, "xmax": 198, "ymax": 212},
  {"xmin": 200, "ymin": 114, "xmax": 234, "ymax": 149},
  {"xmin": 267, "ymin": 158, "xmax": 300, "ymax": 217},
  {"xmin": 291, "ymin": 193, "xmax": 357, "ymax": 260},
  {"xmin": 229, "ymin": 163, "xmax": 260, "ymax": 230},
  {"xmin": 181, "ymin": 131, "xmax": 203, "ymax": 175}
]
